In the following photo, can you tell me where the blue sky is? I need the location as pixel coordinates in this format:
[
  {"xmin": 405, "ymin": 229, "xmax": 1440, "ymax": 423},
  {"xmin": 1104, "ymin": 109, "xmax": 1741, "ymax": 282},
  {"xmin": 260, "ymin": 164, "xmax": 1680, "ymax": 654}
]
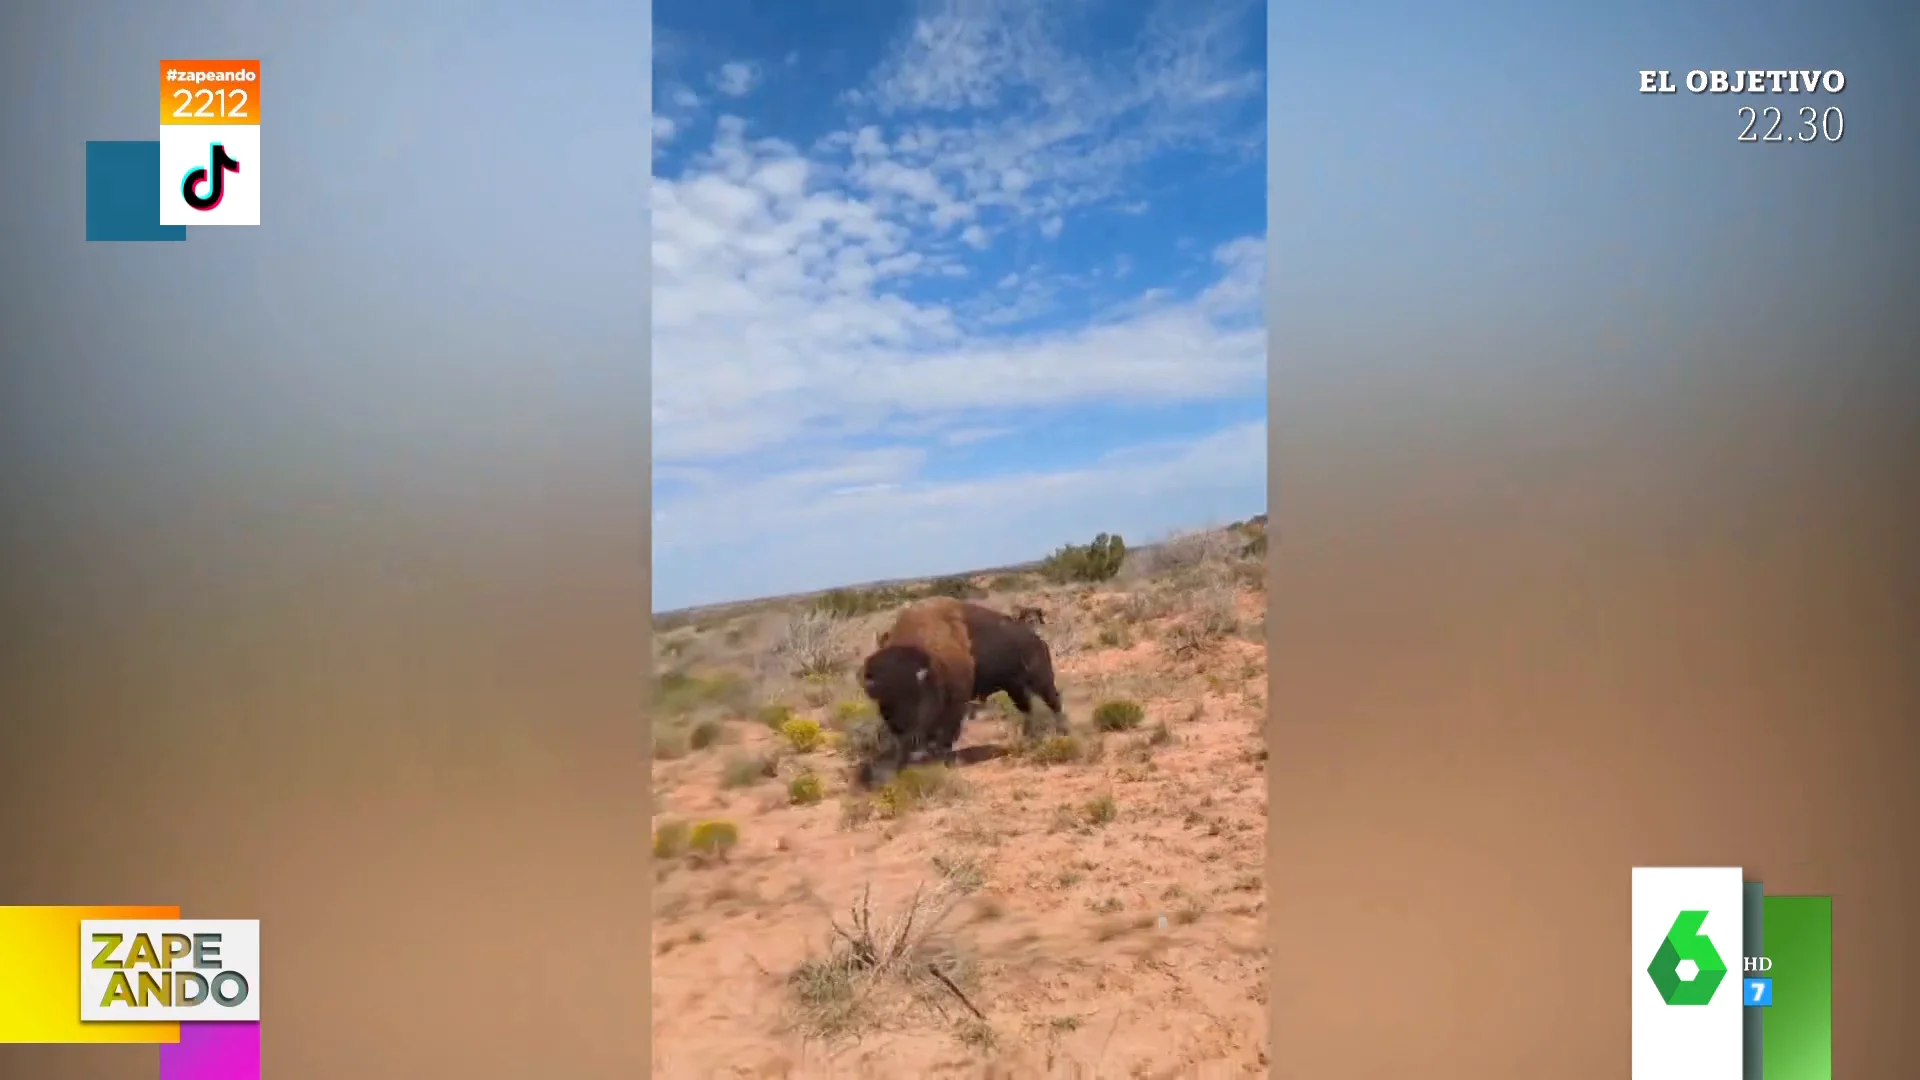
[{"xmin": 651, "ymin": 0, "xmax": 1267, "ymax": 610}]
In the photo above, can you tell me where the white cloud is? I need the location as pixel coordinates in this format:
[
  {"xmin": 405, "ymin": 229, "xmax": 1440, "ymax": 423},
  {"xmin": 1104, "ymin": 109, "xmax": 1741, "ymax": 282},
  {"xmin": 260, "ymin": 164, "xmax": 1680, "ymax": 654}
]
[
  {"xmin": 852, "ymin": 157, "xmax": 976, "ymax": 229},
  {"xmin": 652, "ymin": 117, "xmax": 1264, "ymax": 464},
  {"xmin": 713, "ymin": 61, "xmax": 762, "ymax": 97},
  {"xmin": 652, "ymin": 420, "xmax": 1267, "ymax": 608},
  {"xmin": 842, "ymin": 0, "xmax": 1263, "ymax": 229},
  {"xmin": 652, "ymin": 116, "xmax": 678, "ymax": 144}
]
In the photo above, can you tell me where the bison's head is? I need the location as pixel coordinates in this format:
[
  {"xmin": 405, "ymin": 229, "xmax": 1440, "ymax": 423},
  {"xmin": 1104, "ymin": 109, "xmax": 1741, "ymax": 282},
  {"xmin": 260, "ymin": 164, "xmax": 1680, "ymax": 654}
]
[
  {"xmin": 860, "ymin": 644, "xmax": 936, "ymax": 738},
  {"xmin": 1014, "ymin": 606, "xmax": 1046, "ymax": 626}
]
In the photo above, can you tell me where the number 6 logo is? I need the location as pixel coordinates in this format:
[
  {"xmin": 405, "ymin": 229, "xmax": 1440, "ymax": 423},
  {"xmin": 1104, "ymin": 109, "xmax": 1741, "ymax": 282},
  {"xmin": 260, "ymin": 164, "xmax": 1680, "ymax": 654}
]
[{"xmin": 1647, "ymin": 910, "xmax": 1729, "ymax": 1005}]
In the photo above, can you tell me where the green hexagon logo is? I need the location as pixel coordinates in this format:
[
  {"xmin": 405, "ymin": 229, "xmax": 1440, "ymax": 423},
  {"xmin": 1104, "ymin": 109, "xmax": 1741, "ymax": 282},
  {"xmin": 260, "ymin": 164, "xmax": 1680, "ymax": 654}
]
[{"xmin": 1647, "ymin": 910, "xmax": 1728, "ymax": 1005}]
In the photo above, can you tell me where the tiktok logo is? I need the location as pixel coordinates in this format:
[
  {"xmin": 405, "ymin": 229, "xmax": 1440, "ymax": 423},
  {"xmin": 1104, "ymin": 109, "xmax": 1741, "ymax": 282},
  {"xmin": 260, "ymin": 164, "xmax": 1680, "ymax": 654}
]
[{"xmin": 181, "ymin": 143, "xmax": 241, "ymax": 211}]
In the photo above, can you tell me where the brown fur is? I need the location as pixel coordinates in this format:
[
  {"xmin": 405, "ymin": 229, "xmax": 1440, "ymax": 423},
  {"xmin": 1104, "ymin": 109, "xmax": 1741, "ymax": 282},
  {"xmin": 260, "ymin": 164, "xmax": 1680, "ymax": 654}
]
[
  {"xmin": 859, "ymin": 597, "xmax": 978, "ymax": 774},
  {"xmin": 879, "ymin": 602, "xmax": 1044, "ymax": 641},
  {"xmin": 864, "ymin": 598, "xmax": 1065, "ymax": 768},
  {"xmin": 881, "ymin": 597, "xmax": 976, "ymax": 702},
  {"xmin": 953, "ymin": 603, "xmax": 1063, "ymax": 720}
]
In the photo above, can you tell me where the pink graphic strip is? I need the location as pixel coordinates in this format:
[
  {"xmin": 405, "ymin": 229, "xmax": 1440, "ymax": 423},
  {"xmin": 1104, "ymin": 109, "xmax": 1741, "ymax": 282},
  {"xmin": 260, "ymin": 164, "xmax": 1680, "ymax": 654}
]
[{"xmin": 158, "ymin": 1022, "xmax": 259, "ymax": 1080}]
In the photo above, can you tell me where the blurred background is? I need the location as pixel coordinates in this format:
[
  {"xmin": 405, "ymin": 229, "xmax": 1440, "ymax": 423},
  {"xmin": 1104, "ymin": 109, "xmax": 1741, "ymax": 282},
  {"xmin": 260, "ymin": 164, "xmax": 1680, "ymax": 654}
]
[
  {"xmin": 1268, "ymin": 0, "xmax": 1918, "ymax": 1075},
  {"xmin": 1, "ymin": 3, "xmax": 651, "ymax": 1076}
]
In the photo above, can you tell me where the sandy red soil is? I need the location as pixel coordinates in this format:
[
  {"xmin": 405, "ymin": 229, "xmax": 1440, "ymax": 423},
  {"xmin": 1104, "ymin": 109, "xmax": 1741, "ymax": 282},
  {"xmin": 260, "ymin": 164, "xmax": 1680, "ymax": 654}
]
[{"xmin": 651, "ymin": 532, "xmax": 1269, "ymax": 1077}]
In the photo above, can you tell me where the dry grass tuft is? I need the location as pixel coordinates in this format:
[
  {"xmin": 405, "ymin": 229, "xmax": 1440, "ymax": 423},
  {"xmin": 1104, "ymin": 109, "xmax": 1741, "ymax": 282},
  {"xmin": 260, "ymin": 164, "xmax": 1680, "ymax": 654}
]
[{"xmin": 786, "ymin": 880, "xmax": 979, "ymax": 1043}]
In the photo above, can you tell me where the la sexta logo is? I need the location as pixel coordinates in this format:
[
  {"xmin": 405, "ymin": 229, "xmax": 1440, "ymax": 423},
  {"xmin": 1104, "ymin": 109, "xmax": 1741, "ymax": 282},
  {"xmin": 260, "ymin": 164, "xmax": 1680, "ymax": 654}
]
[{"xmin": 182, "ymin": 143, "xmax": 241, "ymax": 211}]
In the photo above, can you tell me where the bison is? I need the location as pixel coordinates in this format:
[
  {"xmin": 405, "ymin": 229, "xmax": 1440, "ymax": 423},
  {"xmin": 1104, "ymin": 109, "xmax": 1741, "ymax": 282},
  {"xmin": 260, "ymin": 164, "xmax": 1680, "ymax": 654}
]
[
  {"xmin": 955, "ymin": 602, "xmax": 1063, "ymax": 725},
  {"xmin": 860, "ymin": 597, "xmax": 974, "ymax": 778},
  {"xmin": 860, "ymin": 597, "xmax": 1064, "ymax": 777}
]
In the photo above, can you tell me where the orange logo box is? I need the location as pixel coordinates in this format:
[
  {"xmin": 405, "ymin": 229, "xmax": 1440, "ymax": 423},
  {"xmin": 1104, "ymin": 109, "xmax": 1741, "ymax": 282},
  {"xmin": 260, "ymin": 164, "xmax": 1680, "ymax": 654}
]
[{"xmin": 160, "ymin": 60, "xmax": 260, "ymax": 126}]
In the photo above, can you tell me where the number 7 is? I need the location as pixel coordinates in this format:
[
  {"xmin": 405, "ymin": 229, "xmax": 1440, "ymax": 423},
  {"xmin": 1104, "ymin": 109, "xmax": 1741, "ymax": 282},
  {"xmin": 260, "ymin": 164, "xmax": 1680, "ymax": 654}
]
[{"xmin": 1751, "ymin": 982, "xmax": 1763, "ymax": 1001}]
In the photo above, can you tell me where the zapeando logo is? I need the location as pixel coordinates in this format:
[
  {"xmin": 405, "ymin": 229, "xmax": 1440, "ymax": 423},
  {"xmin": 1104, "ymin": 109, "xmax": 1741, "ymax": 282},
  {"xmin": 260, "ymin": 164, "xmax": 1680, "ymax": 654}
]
[
  {"xmin": 1647, "ymin": 910, "xmax": 1729, "ymax": 1005},
  {"xmin": 181, "ymin": 143, "xmax": 240, "ymax": 211}
]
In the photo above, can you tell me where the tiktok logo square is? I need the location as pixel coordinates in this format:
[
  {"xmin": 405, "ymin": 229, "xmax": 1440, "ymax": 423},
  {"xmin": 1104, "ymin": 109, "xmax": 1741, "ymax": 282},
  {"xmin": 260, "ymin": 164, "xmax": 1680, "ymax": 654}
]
[{"xmin": 159, "ymin": 125, "xmax": 259, "ymax": 226}]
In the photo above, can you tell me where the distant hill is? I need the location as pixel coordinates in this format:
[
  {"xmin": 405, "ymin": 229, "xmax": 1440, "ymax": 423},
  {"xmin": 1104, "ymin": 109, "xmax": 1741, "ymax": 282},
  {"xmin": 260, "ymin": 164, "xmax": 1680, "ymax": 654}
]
[{"xmin": 653, "ymin": 514, "xmax": 1267, "ymax": 625}]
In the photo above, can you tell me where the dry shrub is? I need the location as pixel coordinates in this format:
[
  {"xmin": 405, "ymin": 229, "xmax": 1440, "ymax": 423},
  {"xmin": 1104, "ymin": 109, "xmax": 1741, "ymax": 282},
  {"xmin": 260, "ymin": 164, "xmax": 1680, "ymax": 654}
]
[
  {"xmin": 775, "ymin": 609, "xmax": 849, "ymax": 677},
  {"xmin": 1113, "ymin": 587, "xmax": 1178, "ymax": 624},
  {"xmin": 1045, "ymin": 615, "xmax": 1086, "ymax": 657},
  {"xmin": 1125, "ymin": 527, "xmax": 1244, "ymax": 580},
  {"xmin": 1165, "ymin": 583, "xmax": 1241, "ymax": 656},
  {"xmin": 1025, "ymin": 733, "xmax": 1092, "ymax": 765},
  {"xmin": 786, "ymin": 881, "xmax": 977, "ymax": 1043},
  {"xmin": 1188, "ymin": 582, "xmax": 1241, "ymax": 636},
  {"xmin": 721, "ymin": 752, "xmax": 777, "ymax": 788},
  {"xmin": 872, "ymin": 764, "xmax": 966, "ymax": 818},
  {"xmin": 688, "ymin": 718, "xmax": 725, "ymax": 750}
]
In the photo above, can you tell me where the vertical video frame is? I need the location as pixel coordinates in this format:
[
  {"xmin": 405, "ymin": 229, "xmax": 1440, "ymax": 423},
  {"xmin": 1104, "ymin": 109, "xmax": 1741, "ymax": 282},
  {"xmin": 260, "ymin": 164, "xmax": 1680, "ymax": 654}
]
[{"xmin": 648, "ymin": 1, "xmax": 1269, "ymax": 1073}]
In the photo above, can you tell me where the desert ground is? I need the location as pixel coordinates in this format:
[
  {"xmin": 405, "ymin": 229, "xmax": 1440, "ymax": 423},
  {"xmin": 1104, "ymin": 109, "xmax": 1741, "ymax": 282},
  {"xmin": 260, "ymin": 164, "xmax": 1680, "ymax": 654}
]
[{"xmin": 650, "ymin": 520, "xmax": 1269, "ymax": 1078}]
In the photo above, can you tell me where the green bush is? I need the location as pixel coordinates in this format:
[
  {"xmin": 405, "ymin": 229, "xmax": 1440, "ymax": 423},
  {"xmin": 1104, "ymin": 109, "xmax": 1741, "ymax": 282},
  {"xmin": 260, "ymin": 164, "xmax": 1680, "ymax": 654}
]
[
  {"xmin": 831, "ymin": 699, "xmax": 877, "ymax": 728},
  {"xmin": 688, "ymin": 820, "xmax": 739, "ymax": 858},
  {"xmin": 1040, "ymin": 532, "xmax": 1127, "ymax": 584},
  {"xmin": 788, "ymin": 771, "xmax": 824, "ymax": 805},
  {"xmin": 653, "ymin": 819, "xmax": 690, "ymax": 859},
  {"xmin": 721, "ymin": 753, "xmax": 774, "ymax": 788},
  {"xmin": 1027, "ymin": 734, "xmax": 1084, "ymax": 764},
  {"xmin": 1093, "ymin": 699, "xmax": 1145, "ymax": 731},
  {"xmin": 872, "ymin": 764, "xmax": 963, "ymax": 817},
  {"xmin": 924, "ymin": 575, "xmax": 978, "ymax": 599},
  {"xmin": 654, "ymin": 669, "xmax": 752, "ymax": 715},
  {"xmin": 813, "ymin": 585, "xmax": 918, "ymax": 618},
  {"xmin": 781, "ymin": 718, "xmax": 825, "ymax": 753},
  {"xmin": 757, "ymin": 703, "xmax": 796, "ymax": 730}
]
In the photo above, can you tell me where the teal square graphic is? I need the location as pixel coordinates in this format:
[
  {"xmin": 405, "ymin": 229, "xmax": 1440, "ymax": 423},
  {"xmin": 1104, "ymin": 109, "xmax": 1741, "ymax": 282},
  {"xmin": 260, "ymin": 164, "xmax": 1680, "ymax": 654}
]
[{"xmin": 86, "ymin": 141, "xmax": 186, "ymax": 242}]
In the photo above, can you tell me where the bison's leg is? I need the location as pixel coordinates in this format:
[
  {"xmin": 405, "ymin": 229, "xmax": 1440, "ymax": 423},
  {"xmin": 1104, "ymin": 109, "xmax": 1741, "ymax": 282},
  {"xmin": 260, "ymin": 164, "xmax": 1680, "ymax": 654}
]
[
  {"xmin": 931, "ymin": 713, "xmax": 961, "ymax": 763},
  {"xmin": 1004, "ymin": 684, "xmax": 1035, "ymax": 716},
  {"xmin": 899, "ymin": 724, "xmax": 926, "ymax": 765},
  {"xmin": 1030, "ymin": 671, "xmax": 1065, "ymax": 719},
  {"xmin": 921, "ymin": 725, "xmax": 956, "ymax": 766},
  {"xmin": 925, "ymin": 693, "xmax": 970, "ymax": 764},
  {"xmin": 878, "ymin": 711, "xmax": 924, "ymax": 776}
]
